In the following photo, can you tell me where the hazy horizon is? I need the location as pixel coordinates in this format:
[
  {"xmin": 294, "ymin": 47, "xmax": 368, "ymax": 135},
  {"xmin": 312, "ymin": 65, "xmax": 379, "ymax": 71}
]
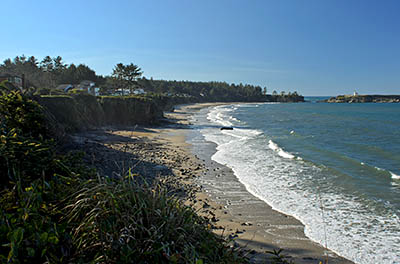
[{"xmin": 1, "ymin": 0, "xmax": 399, "ymax": 96}]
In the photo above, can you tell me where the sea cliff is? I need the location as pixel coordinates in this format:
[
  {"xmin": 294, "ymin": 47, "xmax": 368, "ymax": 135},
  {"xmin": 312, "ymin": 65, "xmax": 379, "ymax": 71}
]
[
  {"xmin": 37, "ymin": 94, "xmax": 166, "ymax": 132},
  {"xmin": 36, "ymin": 93, "xmax": 304, "ymax": 134}
]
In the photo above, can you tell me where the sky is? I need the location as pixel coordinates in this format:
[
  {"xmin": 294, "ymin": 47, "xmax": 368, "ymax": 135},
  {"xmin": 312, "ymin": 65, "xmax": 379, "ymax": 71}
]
[{"xmin": 1, "ymin": 0, "xmax": 399, "ymax": 96}]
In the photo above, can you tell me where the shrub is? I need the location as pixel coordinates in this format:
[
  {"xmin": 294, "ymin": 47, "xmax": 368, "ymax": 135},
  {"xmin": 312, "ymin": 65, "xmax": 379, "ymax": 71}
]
[
  {"xmin": 0, "ymin": 130, "xmax": 55, "ymax": 187},
  {"xmin": 0, "ymin": 91, "xmax": 55, "ymax": 187},
  {"xmin": 0, "ymin": 91, "xmax": 48, "ymax": 138}
]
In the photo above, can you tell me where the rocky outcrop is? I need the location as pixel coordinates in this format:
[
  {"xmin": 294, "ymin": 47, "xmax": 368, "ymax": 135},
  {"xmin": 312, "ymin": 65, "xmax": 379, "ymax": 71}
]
[{"xmin": 324, "ymin": 95, "xmax": 400, "ymax": 103}]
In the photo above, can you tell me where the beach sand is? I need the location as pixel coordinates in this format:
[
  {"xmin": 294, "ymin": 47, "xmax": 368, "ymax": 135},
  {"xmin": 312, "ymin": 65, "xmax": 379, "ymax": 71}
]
[{"xmin": 72, "ymin": 103, "xmax": 354, "ymax": 264}]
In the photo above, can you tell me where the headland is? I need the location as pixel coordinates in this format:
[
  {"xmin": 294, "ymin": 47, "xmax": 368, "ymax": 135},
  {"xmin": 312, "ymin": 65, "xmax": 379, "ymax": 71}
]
[{"xmin": 324, "ymin": 94, "xmax": 400, "ymax": 103}]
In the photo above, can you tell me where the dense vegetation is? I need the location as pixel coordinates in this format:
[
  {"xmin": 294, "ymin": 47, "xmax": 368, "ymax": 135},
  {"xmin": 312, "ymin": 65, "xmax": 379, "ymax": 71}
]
[
  {"xmin": 0, "ymin": 89, "xmax": 246, "ymax": 263},
  {"xmin": 0, "ymin": 55, "xmax": 105, "ymax": 91},
  {"xmin": 1, "ymin": 55, "xmax": 303, "ymax": 103}
]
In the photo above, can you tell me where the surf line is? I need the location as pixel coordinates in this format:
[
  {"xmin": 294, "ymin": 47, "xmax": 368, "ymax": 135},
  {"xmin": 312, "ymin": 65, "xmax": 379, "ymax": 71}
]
[{"xmin": 317, "ymin": 190, "xmax": 329, "ymax": 264}]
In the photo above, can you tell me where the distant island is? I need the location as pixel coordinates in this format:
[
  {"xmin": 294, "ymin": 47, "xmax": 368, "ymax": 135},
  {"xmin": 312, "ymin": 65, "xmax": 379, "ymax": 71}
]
[{"xmin": 323, "ymin": 94, "xmax": 400, "ymax": 103}]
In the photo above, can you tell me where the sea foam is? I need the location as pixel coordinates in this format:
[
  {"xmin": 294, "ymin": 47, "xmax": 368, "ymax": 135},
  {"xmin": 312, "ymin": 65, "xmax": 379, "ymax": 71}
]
[
  {"xmin": 268, "ymin": 140, "xmax": 296, "ymax": 159},
  {"xmin": 195, "ymin": 103, "xmax": 400, "ymax": 264},
  {"xmin": 391, "ymin": 171, "xmax": 400, "ymax": 180}
]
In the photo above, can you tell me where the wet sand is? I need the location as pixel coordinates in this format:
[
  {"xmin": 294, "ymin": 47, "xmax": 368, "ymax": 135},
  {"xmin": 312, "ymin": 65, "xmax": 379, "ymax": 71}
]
[{"xmin": 72, "ymin": 102, "xmax": 354, "ymax": 264}]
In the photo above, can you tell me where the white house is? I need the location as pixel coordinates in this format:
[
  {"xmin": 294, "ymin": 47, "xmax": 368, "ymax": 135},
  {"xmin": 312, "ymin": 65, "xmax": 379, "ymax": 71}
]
[{"xmin": 133, "ymin": 88, "xmax": 146, "ymax": 95}]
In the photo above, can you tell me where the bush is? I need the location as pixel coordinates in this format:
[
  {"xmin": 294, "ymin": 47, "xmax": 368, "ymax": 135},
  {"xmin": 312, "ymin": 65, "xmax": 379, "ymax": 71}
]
[
  {"xmin": 0, "ymin": 91, "xmax": 48, "ymax": 138},
  {"xmin": 0, "ymin": 91, "xmax": 55, "ymax": 187},
  {"xmin": 0, "ymin": 130, "xmax": 55, "ymax": 187}
]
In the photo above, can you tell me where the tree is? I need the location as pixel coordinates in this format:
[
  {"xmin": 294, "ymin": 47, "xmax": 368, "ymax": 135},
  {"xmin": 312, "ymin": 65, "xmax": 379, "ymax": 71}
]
[
  {"xmin": 111, "ymin": 63, "xmax": 126, "ymax": 95},
  {"xmin": 40, "ymin": 56, "xmax": 54, "ymax": 72},
  {"xmin": 27, "ymin": 56, "xmax": 38, "ymax": 68},
  {"xmin": 3, "ymin": 59, "xmax": 12, "ymax": 67},
  {"xmin": 53, "ymin": 56, "xmax": 66, "ymax": 72},
  {"xmin": 263, "ymin": 87, "xmax": 267, "ymax": 95},
  {"xmin": 111, "ymin": 63, "xmax": 143, "ymax": 95}
]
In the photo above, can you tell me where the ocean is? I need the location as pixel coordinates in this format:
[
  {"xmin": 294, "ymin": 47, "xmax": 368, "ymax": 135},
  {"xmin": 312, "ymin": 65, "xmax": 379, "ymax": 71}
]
[{"xmin": 189, "ymin": 99, "xmax": 400, "ymax": 264}]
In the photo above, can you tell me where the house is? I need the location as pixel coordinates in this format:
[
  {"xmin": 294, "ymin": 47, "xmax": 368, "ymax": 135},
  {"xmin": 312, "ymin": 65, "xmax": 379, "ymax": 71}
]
[
  {"xmin": 76, "ymin": 80, "xmax": 95, "ymax": 94},
  {"xmin": 0, "ymin": 74, "xmax": 24, "ymax": 89},
  {"xmin": 133, "ymin": 88, "xmax": 146, "ymax": 95},
  {"xmin": 55, "ymin": 84, "xmax": 74, "ymax": 93},
  {"xmin": 78, "ymin": 80, "xmax": 99, "ymax": 96},
  {"xmin": 55, "ymin": 81, "xmax": 99, "ymax": 96},
  {"xmin": 73, "ymin": 80, "xmax": 98, "ymax": 96},
  {"xmin": 113, "ymin": 88, "xmax": 131, "ymax": 96}
]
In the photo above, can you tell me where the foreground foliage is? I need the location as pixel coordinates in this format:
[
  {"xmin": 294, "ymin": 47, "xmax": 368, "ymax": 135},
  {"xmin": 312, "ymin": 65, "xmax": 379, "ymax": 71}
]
[{"xmin": 0, "ymin": 90, "xmax": 246, "ymax": 263}]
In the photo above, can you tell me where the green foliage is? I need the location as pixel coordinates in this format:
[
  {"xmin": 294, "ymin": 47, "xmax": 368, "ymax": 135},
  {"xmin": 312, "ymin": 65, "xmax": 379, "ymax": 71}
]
[
  {"xmin": 0, "ymin": 174, "xmax": 74, "ymax": 263},
  {"xmin": 135, "ymin": 78, "xmax": 265, "ymax": 102},
  {"xmin": 0, "ymin": 91, "xmax": 47, "ymax": 138},
  {"xmin": 0, "ymin": 55, "xmax": 105, "ymax": 90},
  {"xmin": 65, "ymin": 176, "xmax": 245, "ymax": 263},
  {"xmin": 0, "ymin": 80, "xmax": 13, "ymax": 92},
  {"xmin": 0, "ymin": 91, "xmax": 55, "ymax": 187},
  {"xmin": 111, "ymin": 62, "xmax": 143, "ymax": 95},
  {"xmin": 0, "ymin": 130, "xmax": 55, "ymax": 187},
  {"xmin": 0, "ymin": 91, "xmax": 247, "ymax": 263}
]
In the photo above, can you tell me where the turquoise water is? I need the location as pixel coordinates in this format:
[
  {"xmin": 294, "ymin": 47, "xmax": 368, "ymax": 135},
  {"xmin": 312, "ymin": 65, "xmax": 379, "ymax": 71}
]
[{"xmin": 193, "ymin": 101, "xmax": 400, "ymax": 263}]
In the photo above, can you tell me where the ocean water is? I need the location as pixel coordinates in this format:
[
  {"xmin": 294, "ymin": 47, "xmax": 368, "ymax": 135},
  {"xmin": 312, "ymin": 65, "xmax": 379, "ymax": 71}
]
[{"xmin": 190, "ymin": 101, "xmax": 400, "ymax": 264}]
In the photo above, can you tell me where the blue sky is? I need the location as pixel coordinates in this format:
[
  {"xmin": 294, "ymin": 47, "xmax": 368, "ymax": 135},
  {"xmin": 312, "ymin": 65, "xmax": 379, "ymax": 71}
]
[{"xmin": 1, "ymin": 0, "xmax": 399, "ymax": 95}]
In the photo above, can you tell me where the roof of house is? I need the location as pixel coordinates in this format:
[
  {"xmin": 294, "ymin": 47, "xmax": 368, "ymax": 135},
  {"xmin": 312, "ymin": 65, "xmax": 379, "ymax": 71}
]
[{"xmin": 56, "ymin": 84, "xmax": 74, "ymax": 91}]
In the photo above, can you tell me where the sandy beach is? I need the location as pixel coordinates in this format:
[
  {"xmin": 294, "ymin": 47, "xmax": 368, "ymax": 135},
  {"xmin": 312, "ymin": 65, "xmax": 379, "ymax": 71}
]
[{"xmin": 72, "ymin": 103, "xmax": 354, "ymax": 264}]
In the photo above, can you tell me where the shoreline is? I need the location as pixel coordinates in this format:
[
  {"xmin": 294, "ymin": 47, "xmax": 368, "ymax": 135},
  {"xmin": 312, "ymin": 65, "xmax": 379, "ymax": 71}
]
[
  {"xmin": 72, "ymin": 102, "xmax": 354, "ymax": 263},
  {"xmin": 173, "ymin": 103, "xmax": 354, "ymax": 264}
]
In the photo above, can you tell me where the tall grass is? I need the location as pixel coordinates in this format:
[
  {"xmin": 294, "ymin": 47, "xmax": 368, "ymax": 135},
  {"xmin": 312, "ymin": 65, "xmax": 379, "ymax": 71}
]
[{"xmin": 65, "ymin": 174, "xmax": 245, "ymax": 263}]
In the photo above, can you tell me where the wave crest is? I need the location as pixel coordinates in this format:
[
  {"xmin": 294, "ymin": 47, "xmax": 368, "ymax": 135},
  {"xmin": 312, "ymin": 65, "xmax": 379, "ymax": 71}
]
[{"xmin": 268, "ymin": 140, "xmax": 296, "ymax": 159}]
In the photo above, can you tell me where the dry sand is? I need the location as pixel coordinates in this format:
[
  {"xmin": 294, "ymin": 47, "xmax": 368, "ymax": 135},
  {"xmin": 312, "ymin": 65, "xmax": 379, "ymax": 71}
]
[{"xmin": 72, "ymin": 102, "xmax": 354, "ymax": 264}]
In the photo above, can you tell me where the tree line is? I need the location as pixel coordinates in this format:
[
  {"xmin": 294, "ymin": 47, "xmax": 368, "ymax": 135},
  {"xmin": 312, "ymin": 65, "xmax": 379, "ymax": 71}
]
[
  {"xmin": 0, "ymin": 55, "xmax": 303, "ymax": 102},
  {"xmin": 0, "ymin": 55, "xmax": 105, "ymax": 91}
]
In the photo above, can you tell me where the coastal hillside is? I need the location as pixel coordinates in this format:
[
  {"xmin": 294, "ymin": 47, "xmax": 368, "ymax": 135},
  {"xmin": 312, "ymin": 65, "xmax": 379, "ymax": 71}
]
[
  {"xmin": 324, "ymin": 94, "xmax": 400, "ymax": 103},
  {"xmin": 0, "ymin": 89, "xmax": 248, "ymax": 263},
  {"xmin": 36, "ymin": 92, "xmax": 304, "ymax": 134}
]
